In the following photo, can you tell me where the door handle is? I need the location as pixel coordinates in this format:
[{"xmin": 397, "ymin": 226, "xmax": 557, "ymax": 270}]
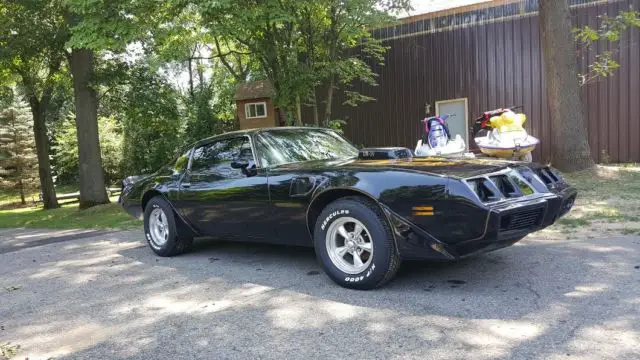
[{"xmin": 182, "ymin": 182, "xmax": 191, "ymax": 188}]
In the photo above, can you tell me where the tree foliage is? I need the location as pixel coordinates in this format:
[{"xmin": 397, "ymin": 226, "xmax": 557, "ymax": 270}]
[
  {"xmin": 0, "ymin": 98, "xmax": 39, "ymax": 204},
  {"xmin": 574, "ymin": 9, "xmax": 640, "ymax": 85},
  {"xmin": 52, "ymin": 113, "xmax": 123, "ymax": 185},
  {"xmin": 120, "ymin": 66, "xmax": 183, "ymax": 175}
]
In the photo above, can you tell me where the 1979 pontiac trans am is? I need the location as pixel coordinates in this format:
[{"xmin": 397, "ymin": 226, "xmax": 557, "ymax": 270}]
[{"xmin": 120, "ymin": 127, "xmax": 576, "ymax": 289}]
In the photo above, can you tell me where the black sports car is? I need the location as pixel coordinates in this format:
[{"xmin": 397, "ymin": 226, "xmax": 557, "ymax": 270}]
[{"xmin": 120, "ymin": 127, "xmax": 576, "ymax": 289}]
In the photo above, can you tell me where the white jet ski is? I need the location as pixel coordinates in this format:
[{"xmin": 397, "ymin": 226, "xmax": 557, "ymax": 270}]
[{"xmin": 414, "ymin": 115, "xmax": 466, "ymax": 157}]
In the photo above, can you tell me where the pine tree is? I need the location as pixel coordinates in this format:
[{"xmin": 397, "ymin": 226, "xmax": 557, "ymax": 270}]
[{"xmin": 0, "ymin": 99, "xmax": 39, "ymax": 204}]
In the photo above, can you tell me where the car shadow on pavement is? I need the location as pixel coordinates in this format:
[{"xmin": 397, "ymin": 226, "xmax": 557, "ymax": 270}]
[{"xmin": 117, "ymin": 235, "xmax": 640, "ymax": 322}]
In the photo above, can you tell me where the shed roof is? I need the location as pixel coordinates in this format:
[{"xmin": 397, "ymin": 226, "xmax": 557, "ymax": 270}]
[{"xmin": 234, "ymin": 80, "xmax": 274, "ymax": 101}]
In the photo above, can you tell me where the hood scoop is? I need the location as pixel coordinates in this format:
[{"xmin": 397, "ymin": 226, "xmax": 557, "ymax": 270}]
[{"xmin": 358, "ymin": 147, "xmax": 413, "ymax": 160}]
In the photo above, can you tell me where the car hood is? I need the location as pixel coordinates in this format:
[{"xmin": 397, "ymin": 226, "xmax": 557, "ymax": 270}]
[{"xmin": 271, "ymin": 156, "xmax": 519, "ymax": 178}]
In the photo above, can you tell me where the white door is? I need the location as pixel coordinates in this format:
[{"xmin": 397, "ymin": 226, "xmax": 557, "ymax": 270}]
[{"xmin": 435, "ymin": 98, "xmax": 469, "ymax": 149}]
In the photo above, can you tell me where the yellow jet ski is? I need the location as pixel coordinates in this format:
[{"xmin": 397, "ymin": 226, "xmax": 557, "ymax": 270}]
[{"xmin": 473, "ymin": 108, "xmax": 538, "ymax": 162}]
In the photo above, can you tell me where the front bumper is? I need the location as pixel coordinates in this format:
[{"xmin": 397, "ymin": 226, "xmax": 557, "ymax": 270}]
[
  {"xmin": 119, "ymin": 195, "xmax": 143, "ymax": 219},
  {"xmin": 385, "ymin": 186, "xmax": 577, "ymax": 261}
]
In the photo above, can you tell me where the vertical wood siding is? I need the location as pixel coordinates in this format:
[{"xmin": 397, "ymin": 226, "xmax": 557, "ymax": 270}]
[{"xmin": 325, "ymin": 0, "xmax": 640, "ymax": 163}]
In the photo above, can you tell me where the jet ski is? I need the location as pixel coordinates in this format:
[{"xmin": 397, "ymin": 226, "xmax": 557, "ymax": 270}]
[
  {"xmin": 415, "ymin": 114, "xmax": 466, "ymax": 157},
  {"xmin": 472, "ymin": 107, "xmax": 539, "ymax": 162}
]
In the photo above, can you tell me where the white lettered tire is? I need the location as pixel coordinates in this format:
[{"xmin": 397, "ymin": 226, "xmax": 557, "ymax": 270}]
[
  {"xmin": 314, "ymin": 197, "xmax": 401, "ymax": 290},
  {"xmin": 143, "ymin": 196, "xmax": 193, "ymax": 257}
]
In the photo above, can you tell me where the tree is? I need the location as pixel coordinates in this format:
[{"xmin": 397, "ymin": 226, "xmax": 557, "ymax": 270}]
[
  {"xmin": 0, "ymin": 98, "xmax": 39, "ymax": 204},
  {"xmin": 64, "ymin": 0, "xmax": 190, "ymax": 205},
  {"xmin": 196, "ymin": 0, "xmax": 410, "ymax": 126},
  {"xmin": 67, "ymin": 46, "xmax": 111, "ymax": 208},
  {"xmin": 304, "ymin": 0, "xmax": 410, "ymax": 127},
  {"xmin": 151, "ymin": 5, "xmax": 247, "ymax": 141},
  {"xmin": 120, "ymin": 66, "xmax": 183, "ymax": 175},
  {"xmin": 539, "ymin": 0, "xmax": 594, "ymax": 172},
  {"xmin": 0, "ymin": 0, "xmax": 64, "ymax": 209}
]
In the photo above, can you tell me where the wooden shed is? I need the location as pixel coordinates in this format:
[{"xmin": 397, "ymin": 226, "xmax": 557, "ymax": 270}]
[{"xmin": 234, "ymin": 80, "xmax": 279, "ymax": 130}]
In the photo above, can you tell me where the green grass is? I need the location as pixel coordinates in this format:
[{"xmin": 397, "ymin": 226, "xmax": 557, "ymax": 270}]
[
  {"xmin": 563, "ymin": 165, "xmax": 640, "ymax": 198},
  {"xmin": 0, "ymin": 196, "xmax": 141, "ymax": 231},
  {"xmin": 620, "ymin": 228, "xmax": 640, "ymax": 236},
  {"xmin": 546, "ymin": 164, "xmax": 640, "ymax": 237},
  {"xmin": 557, "ymin": 218, "xmax": 591, "ymax": 228}
]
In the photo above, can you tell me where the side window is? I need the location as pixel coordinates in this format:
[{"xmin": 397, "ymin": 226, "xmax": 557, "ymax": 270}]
[
  {"xmin": 254, "ymin": 134, "xmax": 275, "ymax": 168},
  {"xmin": 173, "ymin": 149, "xmax": 191, "ymax": 175},
  {"xmin": 190, "ymin": 137, "xmax": 253, "ymax": 178}
]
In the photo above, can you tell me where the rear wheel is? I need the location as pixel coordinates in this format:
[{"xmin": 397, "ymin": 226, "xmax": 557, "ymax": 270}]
[
  {"xmin": 314, "ymin": 197, "xmax": 401, "ymax": 290},
  {"xmin": 143, "ymin": 196, "xmax": 193, "ymax": 256}
]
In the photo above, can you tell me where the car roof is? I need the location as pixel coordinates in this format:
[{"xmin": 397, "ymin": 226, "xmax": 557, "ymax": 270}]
[{"xmin": 190, "ymin": 126, "xmax": 334, "ymax": 147}]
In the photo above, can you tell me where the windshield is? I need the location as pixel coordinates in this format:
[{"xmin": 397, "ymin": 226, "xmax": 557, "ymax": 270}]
[{"xmin": 254, "ymin": 128, "xmax": 358, "ymax": 167}]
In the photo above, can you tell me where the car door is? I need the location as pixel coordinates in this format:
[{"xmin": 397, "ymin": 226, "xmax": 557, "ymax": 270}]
[{"xmin": 176, "ymin": 136, "xmax": 272, "ymax": 238}]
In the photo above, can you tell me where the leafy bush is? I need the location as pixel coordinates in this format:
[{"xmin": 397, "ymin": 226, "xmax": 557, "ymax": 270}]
[{"xmin": 53, "ymin": 114, "xmax": 123, "ymax": 185}]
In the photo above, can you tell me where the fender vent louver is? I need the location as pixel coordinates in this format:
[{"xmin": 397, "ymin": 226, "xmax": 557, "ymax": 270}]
[
  {"xmin": 489, "ymin": 175, "xmax": 521, "ymax": 198},
  {"xmin": 468, "ymin": 178, "xmax": 500, "ymax": 202},
  {"xmin": 535, "ymin": 167, "xmax": 563, "ymax": 189},
  {"xmin": 466, "ymin": 170, "xmax": 536, "ymax": 203}
]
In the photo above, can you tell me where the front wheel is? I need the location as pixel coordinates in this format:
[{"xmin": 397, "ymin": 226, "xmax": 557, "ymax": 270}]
[
  {"xmin": 314, "ymin": 197, "xmax": 401, "ymax": 290},
  {"xmin": 143, "ymin": 196, "xmax": 193, "ymax": 257}
]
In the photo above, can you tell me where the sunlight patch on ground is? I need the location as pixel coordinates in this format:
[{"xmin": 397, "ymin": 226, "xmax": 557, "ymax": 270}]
[{"xmin": 564, "ymin": 284, "xmax": 609, "ymax": 298}]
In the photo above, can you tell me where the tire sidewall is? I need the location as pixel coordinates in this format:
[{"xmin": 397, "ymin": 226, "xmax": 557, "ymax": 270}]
[
  {"xmin": 144, "ymin": 197, "xmax": 178, "ymax": 256},
  {"xmin": 314, "ymin": 199, "xmax": 394, "ymax": 289}
]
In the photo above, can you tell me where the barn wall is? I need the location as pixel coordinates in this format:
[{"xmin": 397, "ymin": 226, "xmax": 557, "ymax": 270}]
[{"xmin": 326, "ymin": 0, "xmax": 640, "ymax": 163}]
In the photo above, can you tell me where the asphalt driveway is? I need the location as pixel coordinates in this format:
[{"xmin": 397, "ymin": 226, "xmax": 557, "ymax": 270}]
[{"xmin": 1, "ymin": 228, "xmax": 639, "ymax": 360}]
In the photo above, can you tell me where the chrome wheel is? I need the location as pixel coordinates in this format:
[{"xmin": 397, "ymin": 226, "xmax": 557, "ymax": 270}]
[
  {"xmin": 149, "ymin": 208, "xmax": 169, "ymax": 248},
  {"xmin": 325, "ymin": 217, "xmax": 373, "ymax": 274}
]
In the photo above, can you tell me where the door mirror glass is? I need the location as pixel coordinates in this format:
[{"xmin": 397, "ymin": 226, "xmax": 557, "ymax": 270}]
[{"xmin": 230, "ymin": 159, "xmax": 249, "ymax": 169}]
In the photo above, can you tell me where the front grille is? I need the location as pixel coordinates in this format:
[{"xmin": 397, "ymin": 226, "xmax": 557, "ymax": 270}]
[{"xmin": 500, "ymin": 207, "xmax": 544, "ymax": 231}]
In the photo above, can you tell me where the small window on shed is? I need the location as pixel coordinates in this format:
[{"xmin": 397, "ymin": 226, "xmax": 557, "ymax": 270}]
[{"xmin": 245, "ymin": 102, "xmax": 267, "ymax": 119}]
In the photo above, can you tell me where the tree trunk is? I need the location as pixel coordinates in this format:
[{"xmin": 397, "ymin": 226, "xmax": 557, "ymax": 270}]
[
  {"xmin": 539, "ymin": 0, "xmax": 594, "ymax": 172},
  {"xmin": 323, "ymin": 75, "xmax": 336, "ymax": 127},
  {"xmin": 311, "ymin": 92, "xmax": 319, "ymax": 127},
  {"xmin": 69, "ymin": 48, "xmax": 109, "ymax": 208},
  {"xmin": 28, "ymin": 98, "xmax": 59, "ymax": 209},
  {"xmin": 18, "ymin": 179, "xmax": 26, "ymax": 205},
  {"xmin": 294, "ymin": 95, "xmax": 303, "ymax": 126},
  {"xmin": 188, "ymin": 57, "xmax": 194, "ymax": 100}
]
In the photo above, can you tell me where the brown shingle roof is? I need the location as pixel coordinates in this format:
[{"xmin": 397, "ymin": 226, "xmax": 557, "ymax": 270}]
[{"xmin": 234, "ymin": 80, "xmax": 274, "ymax": 101}]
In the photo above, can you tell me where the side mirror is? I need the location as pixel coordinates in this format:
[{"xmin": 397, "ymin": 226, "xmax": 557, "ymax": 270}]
[{"xmin": 231, "ymin": 159, "xmax": 249, "ymax": 169}]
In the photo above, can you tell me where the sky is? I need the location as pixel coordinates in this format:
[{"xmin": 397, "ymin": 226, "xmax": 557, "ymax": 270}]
[{"xmin": 404, "ymin": 0, "xmax": 492, "ymax": 17}]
